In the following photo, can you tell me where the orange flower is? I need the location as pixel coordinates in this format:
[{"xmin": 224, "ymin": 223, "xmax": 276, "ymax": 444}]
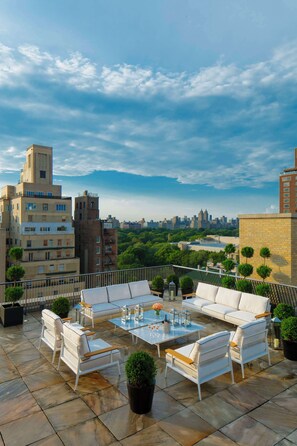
[{"xmin": 152, "ymin": 303, "xmax": 163, "ymax": 311}]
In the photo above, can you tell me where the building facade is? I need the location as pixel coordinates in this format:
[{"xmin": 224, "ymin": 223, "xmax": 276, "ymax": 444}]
[
  {"xmin": 239, "ymin": 213, "xmax": 297, "ymax": 285},
  {"xmin": 0, "ymin": 144, "xmax": 80, "ymax": 281},
  {"xmin": 74, "ymin": 191, "xmax": 117, "ymax": 273},
  {"xmin": 279, "ymin": 148, "xmax": 297, "ymax": 213}
]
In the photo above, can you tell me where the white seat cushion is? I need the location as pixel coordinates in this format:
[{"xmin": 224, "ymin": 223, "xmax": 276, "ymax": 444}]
[
  {"xmin": 86, "ymin": 302, "xmax": 119, "ymax": 315},
  {"xmin": 225, "ymin": 311, "xmax": 257, "ymax": 325},
  {"xmin": 129, "ymin": 280, "xmax": 151, "ymax": 298},
  {"xmin": 238, "ymin": 292, "xmax": 269, "ymax": 315},
  {"xmin": 203, "ymin": 303, "xmax": 235, "ymax": 319},
  {"xmin": 81, "ymin": 287, "xmax": 108, "ymax": 305},
  {"xmin": 215, "ymin": 288, "xmax": 241, "ymax": 309},
  {"xmin": 196, "ymin": 283, "xmax": 218, "ymax": 302},
  {"xmin": 188, "ymin": 297, "xmax": 213, "ymax": 310},
  {"xmin": 107, "ymin": 284, "xmax": 131, "ymax": 302},
  {"xmin": 130, "ymin": 295, "xmax": 163, "ymax": 306}
]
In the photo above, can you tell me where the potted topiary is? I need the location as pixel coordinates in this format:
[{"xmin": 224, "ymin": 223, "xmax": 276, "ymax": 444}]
[
  {"xmin": 281, "ymin": 316, "xmax": 297, "ymax": 361},
  {"xmin": 151, "ymin": 275, "xmax": 164, "ymax": 298},
  {"xmin": 51, "ymin": 296, "xmax": 70, "ymax": 318},
  {"xmin": 180, "ymin": 276, "xmax": 194, "ymax": 297},
  {"xmin": 0, "ymin": 247, "xmax": 25, "ymax": 327},
  {"xmin": 125, "ymin": 351, "xmax": 157, "ymax": 414},
  {"xmin": 274, "ymin": 303, "xmax": 295, "ymax": 321},
  {"xmin": 222, "ymin": 258, "xmax": 236, "ymax": 289}
]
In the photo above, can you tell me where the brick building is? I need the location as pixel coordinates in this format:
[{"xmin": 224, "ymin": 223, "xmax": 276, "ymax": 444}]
[{"xmin": 279, "ymin": 148, "xmax": 297, "ymax": 213}]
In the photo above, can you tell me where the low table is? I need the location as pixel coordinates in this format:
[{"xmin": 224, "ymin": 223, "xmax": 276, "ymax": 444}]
[
  {"xmin": 132, "ymin": 321, "xmax": 204, "ymax": 357},
  {"xmin": 109, "ymin": 310, "xmax": 204, "ymax": 357}
]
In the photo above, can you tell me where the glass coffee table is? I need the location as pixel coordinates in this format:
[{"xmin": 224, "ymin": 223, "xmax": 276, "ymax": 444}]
[{"xmin": 109, "ymin": 310, "xmax": 204, "ymax": 357}]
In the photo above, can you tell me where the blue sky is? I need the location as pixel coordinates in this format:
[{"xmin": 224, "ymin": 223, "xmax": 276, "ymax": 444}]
[{"xmin": 0, "ymin": 0, "xmax": 297, "ymax": 221}]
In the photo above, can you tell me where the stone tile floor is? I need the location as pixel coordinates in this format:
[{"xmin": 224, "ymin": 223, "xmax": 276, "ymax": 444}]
[{"xmin": 0, "ymin": 303, "xmax": 297, "ymax": 446}]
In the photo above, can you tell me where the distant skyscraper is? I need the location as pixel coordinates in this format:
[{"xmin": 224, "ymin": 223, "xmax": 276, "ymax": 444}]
[{"xmin": 279, "ymin": 148, "xmax": 297, "ymax": 213}]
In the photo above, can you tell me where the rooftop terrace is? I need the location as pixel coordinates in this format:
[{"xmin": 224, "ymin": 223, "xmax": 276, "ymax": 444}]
[{"xmin": 1, "ymin": 298, "xmax": 297, "ymax": 446}]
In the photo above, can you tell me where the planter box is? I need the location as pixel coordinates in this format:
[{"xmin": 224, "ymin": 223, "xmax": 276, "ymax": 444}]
[{"xmin": 0, "ymin": 303, "xmax": 24, "ymax": 327}]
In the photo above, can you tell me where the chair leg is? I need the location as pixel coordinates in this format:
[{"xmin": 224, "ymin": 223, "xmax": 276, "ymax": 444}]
[
  {"xmin": 197, "ymin": 382, "xmax": 202, "ymax": 401},
  {"xmin": 51, "ymin": 349, "xmax": 56, "ymax": 364},
  {"xmin": 74, "ymin": 374, "xmax": 79, "ymax": 390},
  {"xmin": 267, "ymin": 348, "xmax": 271, "ymax": 366},
  {"xmin": 117, "ymin": 361, "xmax": 121, "ymax": 376},
  {"xmin": 241, "ymin": 363, "xmax": 245, "ymax": 379},
  {"xmin": 164, "ymin": 364, "xmax": 168, "ymax": 378},
  {"xmin": 230, "ymin": 365, "xmax": 235, "ymax": 384}
]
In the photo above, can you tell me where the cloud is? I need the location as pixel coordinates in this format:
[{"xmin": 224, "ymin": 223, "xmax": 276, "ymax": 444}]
[{"xmin": 1, "ymin": 41, "xmax": 297, "ymax": 191}]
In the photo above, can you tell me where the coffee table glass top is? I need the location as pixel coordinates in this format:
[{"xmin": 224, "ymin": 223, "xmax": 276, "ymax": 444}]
[
  {"xmin": 131, "ymin": 321, "xmax": 204, "ymax": 346},
  {"xmin": 109, "ymin": 309, "xmax": 167, "ymax": 331}
]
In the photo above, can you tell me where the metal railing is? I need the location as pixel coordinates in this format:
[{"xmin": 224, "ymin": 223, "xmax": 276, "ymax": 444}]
[
  {"xmin": 0, "ymin": 265, "xmax": 174, "ymax": 313},
  {"xmin": 172, "ymin": 265, "xmax": 297, "ymax": 309}
]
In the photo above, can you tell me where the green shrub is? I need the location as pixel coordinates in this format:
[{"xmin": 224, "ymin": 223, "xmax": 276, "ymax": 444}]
[
  {"xmin": 255, "ymin": 283, "xmax": 270, "ymax": 297},
  {"xmin": 236, "ymin": 279, "xmax": 253, "ymax": 293},
  {"xmin": 224, "ymin": 244, "xmax": 236, "ymax": 256},
  {"xmin": 260, "ymin": 247, "xmax": 271, "ymax": 261},
  {"xmin": 281, "ymin": 317, "xmax": 297, "ymax": 341},
  {"xmin": 51, "ymin": 297, "xmax": 70, "ymax": 317},
  {"xmin": 221, "ymin": 276, "xmax": 236, "ymax": 289},
  {"xmin": 180, "ymin": 276, "xmax": 194, "ymax": 293},
  {"xmin": 151, "ymin": 275, "xmax": 164, "ymax": 293},
  {"xmin": 222, "ymin": 259, "xmax": 235, "ymax": 273},
  {"xmin": 256, "ymin": 265, "xmax": 272, "ymax": 281},
  {"xmin": 125, "ymin": 351, "xmax": 157, "ymax": 388},
  {"xmin": 238, "ymin": 263, "xmax": 253, "ymax": 278},
  {"xmin": 274, "ymin": 303, "xmax": 295, "ymax": 320},
  {"xmin": 8, "ymin": 247, "xmax": 23, "ymax": 262},
  {"xmin": 5, "ymin": 286, "xmax": 24, "ymax": 303},
  {"xmin": 6, "ymin": 265, "xmax": 25, "ymax": 282},
  {"xmin": 241, "ymin": 246, "xmax": 254, "ymax": 259},
  {"xmin": 166, "ymin": 274, "xmax": 179, "ymax": 290}
]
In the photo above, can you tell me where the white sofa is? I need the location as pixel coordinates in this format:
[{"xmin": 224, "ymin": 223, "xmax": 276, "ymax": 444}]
[
  {"xmin": 182, "ymin": 282, "xmax": 271, "ymax": 326},
  {"xmin": 81, "ymin": 280, "xmax": 163, "ymax": 327}
]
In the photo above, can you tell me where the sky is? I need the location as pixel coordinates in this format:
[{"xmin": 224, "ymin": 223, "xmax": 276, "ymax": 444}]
[{"xmin": 1, "ymin": 0, "xmax": 297, "ymax": 221}]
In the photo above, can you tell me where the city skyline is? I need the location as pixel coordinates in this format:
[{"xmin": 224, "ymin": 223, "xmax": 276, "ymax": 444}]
[{"xmin": 1, "ymin": 1, "xmax": 297, "ymax": 219}]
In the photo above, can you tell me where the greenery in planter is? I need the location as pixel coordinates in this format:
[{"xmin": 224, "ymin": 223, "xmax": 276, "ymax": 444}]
[
  {"xmin": 281, "ymin": 316, "xmax": 297, "ymax": 341},
  {"xmin": 5, "ymin": 247, "xmax": 25, "ymax": 305},
  {"xmin": 166, "ymin": 274, "xmax": 179, "ymax": 291},
  {"xmin": 125, "ymin": 351, "xmax": 157, "ymax": 387},
  {"xmin": 222, "ymin": 276, "xmax": 236, "ymax": 289},
  {"xmin": 260, "ymin": 247, "xmax": 271, "ymax": 264},
  {"xmin": 236, "ymin": 279, "xmax": 253, "ymax": 293},
  {"xmin": 255, "ymin": 248, "xmax": 272, "ymax": 296},
  {"xmin": 180, "ymin": 276, "xmax": 194, "ymax": 293},
  {"xmin": 274, "ymin": 303, "xmax": 295, "ymax": 320},
  {"xmin": 241, "ymin": 246, "xmax": 254, "ymax": 260},
  {"xmin": 238, "ymin": 263, "xmax": 253, "ymax": 278},
  {"xmin": 51, "ymin": 297, "xmax": 70, "ymax": 318},
  {"xmin": 151, "ymin": 275, "xmax": 164, "ymax": 294},
  {"xmin": 224, "ymin": 243, "xmax": 236, "ymax": 258},
  {"xmin": 255, "ymin": 283, "xmax": 270, "ymax": 297}
]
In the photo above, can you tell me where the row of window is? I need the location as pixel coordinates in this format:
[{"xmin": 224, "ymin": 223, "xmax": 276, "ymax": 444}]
[
  {"xmin": 27, "ymin": 251, "xmax": 71, "ymax": 261},
  {"xmin": 37, "ymin": 263, "xmax": 65, "ymax": 274},
  {"xmin": 26, "ymin": 239, "xmax": 72, "ymax": 248},
  {"xmin": 26, "ymin": 203, "xmax": 66, "ymax": 211},
  {"xmin": 24, "ymin": 225, "xmax": 67, "ymax": 232}
]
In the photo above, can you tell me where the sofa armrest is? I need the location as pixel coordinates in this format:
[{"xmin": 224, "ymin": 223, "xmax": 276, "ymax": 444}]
[
  {"xmin": 86, "ymin": 331, "xmax": 96, "ymax": 337},
  {"xmin": 62, "ymin": 317, "xmax": 72, "ymax": 322},
  {"xmin": 182, "ymin": 293, "xmax": 195, "ymax": 299},
  {"xmin": 230, "ymin": 341, "xmax": 238, "ymax": 348},
  {"xmin": 151, "ymin": 290, "xmax": 162, "ymax": 296},
  {"xmin": 83, "ymin": 346, "xmax": 120, "ymax": 359},
  {"xmin": 80, "ymin": 302, "xmax": 92, "ymax": 308},
  {"xmin": 255, "ymin": 312, "xmax": 271, "ymax": 319},
  {"xmin": 80, "ymin": 326, "xmax": 92, "ymax": 332},
  {"xmin": 165, "ymin": 348, "xmax": 194, "ymax": 365}
]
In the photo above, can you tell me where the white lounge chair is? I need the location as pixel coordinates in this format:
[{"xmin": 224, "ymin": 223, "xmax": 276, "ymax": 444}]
[
  {"xmin": 165, "ymin": 331, "xmax": 234, "ymax": 401},
  {"xmin": 229, "ymin": 318, "xmax": 271, "ymax": 378},
  {"xmin": 58, "ymin": 323, "xmax": 121, "ymax": 390},
  {"xmin": 38, "ymin": 309, "xmax": 76, "ymax": 363}
]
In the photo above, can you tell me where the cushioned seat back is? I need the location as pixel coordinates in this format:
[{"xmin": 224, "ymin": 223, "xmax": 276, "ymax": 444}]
[
  {"xmin": 189, "ymin": 331, "xmax": 230, "ymax": 364},
  {"xmin": 81, "ymin": 287, "xmax": 108, "ymax": 305},
  {"xmin": 232, "ymin": 318, "xmax": 266, "ymax": 348},
  {"xmin": 129, "ymin": 280, "xmax": 151, "ymax": 298},
  {"xmin": 196, "ymin": 283, "xmax": 218, "ymax": 302},
  {"xmin": 107, "ymin": 284, "xmax": 131, "ymax": 302},
  {"xmin": 238, "ymin": 292, "xmax": 270, "ymax": 314},
  {"xmin": 62, "ymin": 323, "xmax": 90, "ymax": 359},
  {"xmin": 42, "ymin": 309, "xmax": 63, "ymax": 339},
  {"xmin": 215, "ymin": 288, "xmax": 241, "ymax": 309}
]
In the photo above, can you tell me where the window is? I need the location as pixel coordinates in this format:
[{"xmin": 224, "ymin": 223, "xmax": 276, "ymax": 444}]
[
  {"xmin": 62, "ymin": 216, "xmax": 66, "ymax": 222},
  {"xmin": 26, "ymin": 203, "xmax": 36, "ymax": 211},
  {"xmin": 49, "ymin": 239, "xmax": 53, "ymax": 247},
  {"xmin": 284, "ymin": 193, "xmax": 289, "ymax": 197},
  {"xmin": 43, "ymin": 240, "xmax": 48, "ymax": 246},
  {"xmin": 40, "ymin": 170, "xmax": 46, "ymax": 179},
  {"xmin": 27, "ymin": 240, "xmax": 32, "ymax": 248},
  {"xmin": 28, "ymin": 215, "xmax": 33, "ymax": 222},
  {"xmin": 58, "ymin": 264, "xmax": 65, "ymax": 272},
  {"xmin": 49, "ymin": 264, "xmax": 55, "ymax": 272},
  {"xmin": 56, "ymin": 250, "xmax": 62, "ymax": 258},
  {"xmin": 40, "ymin": 227, "xmax": 50, "ymax": 232},
  {"xmin": 66, "ymin": 250, "xmax": 71, "ymax": 257},
  {"xmin": 66, "ymin": 239, "xmax": 71, "ymax": 246},
  {"xmin": 38, "ymin": 266, "xmax": 44, "ymax": 274},
  {"xmin": 284, "ymin": 204, "xmax": 289, "ymax": 208},
  {"xmin": 57, "ymin": 239, "xmax": 62, "ymax": 246},
  {"xmin": 56, "ymin": 204, "xmax": 66, "ymax": 211},
  {"xmin": 96, "ymin": 236, "xmax": 100, "ymax": 243},
  {"xmin": 28, "ymin": 253, "xmax": 33, "ymax": 261},
  {"xmin": 25, "ymin": 227, "xmax": 35, "ymax": 232},
  {"xmin": 96, "ymin": 247, "xmax": 100, "ymax": 254},
  {"xmin": 284, "ymin": 188, "xmax": 289, "ymax": 192},
  {"xmin": 282, "ymin": 177, "xmax": 290, "ymax": 182},
  {"xmin": 284, "ymin": 199, "xmax": 289, "ymax": 203},
  {"xmin": 42, "ymin": 203, "xmax": 48, "ymax": 211},
  {"xmin": 47, "ymin": 192, "xmax": 52, "ymax": 197},
  {"xmin": 57, "ymin": 225, "xmax": 67, "ymax": 231},
  {"xmin": 96, "ymin": 258, "xmax": 100, "ymax": 266},
  {"xmin": 45, "ymin": 252, "xmax": 50, "ymax": 260}
]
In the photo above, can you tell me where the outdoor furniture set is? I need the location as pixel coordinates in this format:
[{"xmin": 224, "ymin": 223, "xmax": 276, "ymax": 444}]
[
  {"xmin": 80, "ymin": 280, "xmax": 163, "ymax": 327},
  {"xmin": 38, "ymin": 280, "xmax": 271, "ymax": 399}
]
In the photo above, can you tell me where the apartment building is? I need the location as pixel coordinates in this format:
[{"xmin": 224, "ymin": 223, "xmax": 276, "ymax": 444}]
[
  {"xmin": 0, "ymin": 144, "xmax": 80, "ymax": 280},
  {"xmin": 279, "ymin": 148, "xmax": 297, "ymax": 213},
  {"xmin": 74, "ymin": 191, "xmax": 117, "ymax": 273}
]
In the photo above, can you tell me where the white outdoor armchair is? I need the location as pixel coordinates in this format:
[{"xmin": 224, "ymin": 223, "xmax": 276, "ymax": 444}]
[
  {"xmin": 165, "ymin": 331, "xmax": 234, "ymax": 401},
  {"xmin": 229, "ymin": 318, "xmax": 271, "ymax": 378},
  {"xmin": 58, "ymin": 323, "xmax": 121, "ymax": 390}
]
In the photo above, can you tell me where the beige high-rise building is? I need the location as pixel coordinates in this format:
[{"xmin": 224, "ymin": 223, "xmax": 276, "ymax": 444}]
[{"xmin": 0, "ymin": 144, "xmax": 80, "ymax": 281}]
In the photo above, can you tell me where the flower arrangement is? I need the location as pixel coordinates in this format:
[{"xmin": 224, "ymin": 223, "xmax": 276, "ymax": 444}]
[{"xmin": 152, "ymin": 302, "xmax": 163, "ymax": 315}]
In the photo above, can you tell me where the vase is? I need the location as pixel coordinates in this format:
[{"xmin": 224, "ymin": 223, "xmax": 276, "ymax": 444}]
[{"xmin": 155, "ymin": 311, "xmax": 160, "ymax": 318}]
